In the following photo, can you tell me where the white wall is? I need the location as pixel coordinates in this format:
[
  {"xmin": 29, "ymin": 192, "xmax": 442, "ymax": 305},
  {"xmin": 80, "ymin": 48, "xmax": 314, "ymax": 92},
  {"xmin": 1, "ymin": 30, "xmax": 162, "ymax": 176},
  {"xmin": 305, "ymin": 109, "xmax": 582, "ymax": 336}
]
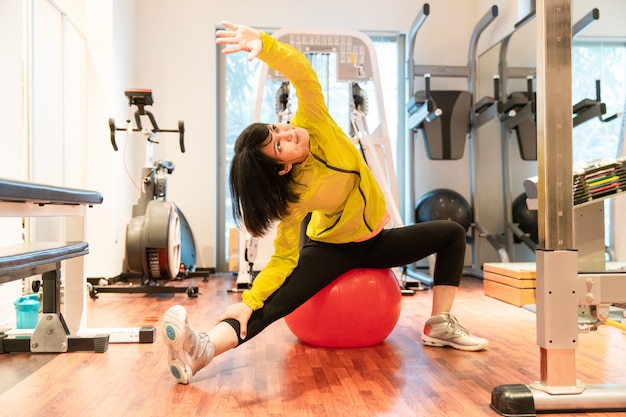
[{"xmin": 82, "ymin": 0, "xmax": 138, "ymax": 278}]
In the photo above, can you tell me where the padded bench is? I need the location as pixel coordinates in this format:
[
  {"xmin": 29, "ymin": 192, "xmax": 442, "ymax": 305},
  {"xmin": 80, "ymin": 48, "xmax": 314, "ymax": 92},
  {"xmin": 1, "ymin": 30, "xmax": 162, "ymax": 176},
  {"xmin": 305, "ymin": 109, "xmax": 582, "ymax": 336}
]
[{"xmin": 0, "ymin": 178, "xmax": 109, "ymax": 353}]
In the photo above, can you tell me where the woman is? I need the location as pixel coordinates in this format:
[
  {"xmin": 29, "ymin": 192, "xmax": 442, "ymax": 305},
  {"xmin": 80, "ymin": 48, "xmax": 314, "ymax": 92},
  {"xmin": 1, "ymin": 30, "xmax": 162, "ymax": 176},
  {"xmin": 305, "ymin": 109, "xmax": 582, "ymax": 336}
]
[{"xmin": 161, "ymin": 21, "xmax": 487, "ymax": 385}]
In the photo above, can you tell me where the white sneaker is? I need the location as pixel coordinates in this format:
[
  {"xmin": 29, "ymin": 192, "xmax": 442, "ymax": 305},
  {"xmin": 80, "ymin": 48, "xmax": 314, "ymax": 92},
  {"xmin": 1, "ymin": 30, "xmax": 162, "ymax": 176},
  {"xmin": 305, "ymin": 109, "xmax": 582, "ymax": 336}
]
[
  {"xmin": 422, "ymin": 313, "xmax": 488, "ymax": 351},
  {"xmin": 162, "ymin": 305, "xmax": 215, "ymax": 384}
]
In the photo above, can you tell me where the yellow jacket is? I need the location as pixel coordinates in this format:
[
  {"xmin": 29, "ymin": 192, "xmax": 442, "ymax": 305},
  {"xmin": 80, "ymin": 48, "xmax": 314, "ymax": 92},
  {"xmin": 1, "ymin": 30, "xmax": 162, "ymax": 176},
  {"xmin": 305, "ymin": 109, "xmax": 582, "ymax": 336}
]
[{"xmin": 241, "ymin": 32, "xmax": 387, "ymax": 310}]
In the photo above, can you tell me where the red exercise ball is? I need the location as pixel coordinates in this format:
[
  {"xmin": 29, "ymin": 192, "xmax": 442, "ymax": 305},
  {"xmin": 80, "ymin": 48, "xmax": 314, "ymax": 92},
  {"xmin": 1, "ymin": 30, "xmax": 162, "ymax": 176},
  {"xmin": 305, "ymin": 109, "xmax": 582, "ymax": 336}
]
[{"xmin": 284, "ymin": 268, "xmax": 402, "ymax": 348}]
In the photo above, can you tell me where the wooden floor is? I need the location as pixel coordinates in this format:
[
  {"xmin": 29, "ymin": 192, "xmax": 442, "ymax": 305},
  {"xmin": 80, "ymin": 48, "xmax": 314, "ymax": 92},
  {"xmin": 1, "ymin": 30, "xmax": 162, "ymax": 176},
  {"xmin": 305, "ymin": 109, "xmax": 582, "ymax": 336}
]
[{"xmin": 1, "ymin": 273, "xmax": 625, "ymax": 417}]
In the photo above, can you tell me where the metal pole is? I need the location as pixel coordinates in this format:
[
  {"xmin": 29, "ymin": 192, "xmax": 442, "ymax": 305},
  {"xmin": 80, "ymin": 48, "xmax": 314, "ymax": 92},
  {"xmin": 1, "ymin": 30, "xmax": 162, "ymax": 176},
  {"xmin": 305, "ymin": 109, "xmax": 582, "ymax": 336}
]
[{"xmin": 491, "ymin": 1, "xmax": 626, "ymax": 413}]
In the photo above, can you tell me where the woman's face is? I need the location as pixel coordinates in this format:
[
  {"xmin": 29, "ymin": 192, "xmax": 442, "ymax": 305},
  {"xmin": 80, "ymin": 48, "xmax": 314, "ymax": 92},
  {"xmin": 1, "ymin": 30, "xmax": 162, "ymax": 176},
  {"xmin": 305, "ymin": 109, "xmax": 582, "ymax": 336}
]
[{"xmin": 260, "ymin": 123, "xmax": 310, "ymax": 168}]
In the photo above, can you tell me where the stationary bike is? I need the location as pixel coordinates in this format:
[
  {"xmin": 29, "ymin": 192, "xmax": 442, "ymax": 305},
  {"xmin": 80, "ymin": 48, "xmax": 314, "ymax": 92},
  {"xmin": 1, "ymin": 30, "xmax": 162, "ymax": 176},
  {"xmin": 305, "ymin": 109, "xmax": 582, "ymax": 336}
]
[{"xmin": 88, "ymin": 89, "xmax": 205, "ymax": 298}]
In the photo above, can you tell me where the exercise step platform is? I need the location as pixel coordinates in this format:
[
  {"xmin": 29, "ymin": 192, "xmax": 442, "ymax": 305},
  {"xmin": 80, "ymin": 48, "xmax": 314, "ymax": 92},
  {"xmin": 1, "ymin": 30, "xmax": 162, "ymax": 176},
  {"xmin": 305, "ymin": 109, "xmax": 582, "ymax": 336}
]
[
  {"xmin": 483, "ymin": 262, "xmax": 536, "ymax": 307},
  {"xmin": 483, "ymin": 261, "xmax": 626, "ymax": 308}
]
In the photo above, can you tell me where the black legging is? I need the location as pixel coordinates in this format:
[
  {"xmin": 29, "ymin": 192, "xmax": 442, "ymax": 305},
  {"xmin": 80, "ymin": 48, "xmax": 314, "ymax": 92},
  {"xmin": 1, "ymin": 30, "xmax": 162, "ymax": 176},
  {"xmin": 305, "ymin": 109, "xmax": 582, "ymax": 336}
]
[{"xmin": 224, "ymin": 220, "xmax": 466, "ymax": 345}]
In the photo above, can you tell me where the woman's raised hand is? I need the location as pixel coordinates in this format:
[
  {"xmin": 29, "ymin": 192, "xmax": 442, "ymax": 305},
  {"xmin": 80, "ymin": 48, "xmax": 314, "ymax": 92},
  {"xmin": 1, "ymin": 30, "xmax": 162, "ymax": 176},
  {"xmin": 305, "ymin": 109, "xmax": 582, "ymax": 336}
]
[{"xmin": 216, "ymin": 21, "xmax": 262, "ymax": 61}]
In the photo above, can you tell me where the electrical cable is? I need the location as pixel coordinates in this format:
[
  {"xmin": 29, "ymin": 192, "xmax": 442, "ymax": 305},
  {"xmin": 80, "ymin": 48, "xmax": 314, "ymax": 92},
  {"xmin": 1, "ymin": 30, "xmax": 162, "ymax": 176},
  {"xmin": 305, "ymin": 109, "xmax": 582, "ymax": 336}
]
[{"xmin": 122, "ymin": 105, "xmax": 144, "ymax": 194}]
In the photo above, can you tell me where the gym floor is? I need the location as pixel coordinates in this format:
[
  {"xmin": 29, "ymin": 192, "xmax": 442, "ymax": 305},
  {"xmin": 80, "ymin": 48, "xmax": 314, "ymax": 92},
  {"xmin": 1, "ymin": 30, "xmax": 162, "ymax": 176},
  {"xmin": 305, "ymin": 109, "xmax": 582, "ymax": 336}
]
[{"xmin": 0, "ymin": 273, "xmax": 624, "ymax": 417}]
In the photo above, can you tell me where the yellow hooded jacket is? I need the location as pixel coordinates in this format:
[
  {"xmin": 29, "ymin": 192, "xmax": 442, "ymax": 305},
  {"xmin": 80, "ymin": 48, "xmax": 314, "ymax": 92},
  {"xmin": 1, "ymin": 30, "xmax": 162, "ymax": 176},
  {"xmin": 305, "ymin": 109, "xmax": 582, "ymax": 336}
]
[{"xmin": 241, "ymin": 32, "xmax": 387, "ymax": 310}]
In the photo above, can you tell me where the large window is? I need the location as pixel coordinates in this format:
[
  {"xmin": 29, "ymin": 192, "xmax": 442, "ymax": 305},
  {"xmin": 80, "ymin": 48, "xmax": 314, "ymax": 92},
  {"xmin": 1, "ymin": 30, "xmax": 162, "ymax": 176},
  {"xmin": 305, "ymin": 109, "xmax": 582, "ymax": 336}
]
[
  {"xmin": 216, "ymin": 32, "xmax": 401, "ymax": 272},
  {"xmin": 572, "ymin": 41, "xmax": 626, "ymax": 251},
  {"xmin": 572, "ymin": 41, "xmax": 625, "ymax": 165}
]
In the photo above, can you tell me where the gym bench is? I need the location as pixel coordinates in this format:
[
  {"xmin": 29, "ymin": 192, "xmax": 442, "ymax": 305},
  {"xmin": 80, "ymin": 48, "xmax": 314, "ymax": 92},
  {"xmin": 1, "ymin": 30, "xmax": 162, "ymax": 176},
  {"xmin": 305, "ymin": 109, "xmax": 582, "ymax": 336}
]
[{"xmin": 0, "ymin": 178, "xmax": 110, "ymax": 353}]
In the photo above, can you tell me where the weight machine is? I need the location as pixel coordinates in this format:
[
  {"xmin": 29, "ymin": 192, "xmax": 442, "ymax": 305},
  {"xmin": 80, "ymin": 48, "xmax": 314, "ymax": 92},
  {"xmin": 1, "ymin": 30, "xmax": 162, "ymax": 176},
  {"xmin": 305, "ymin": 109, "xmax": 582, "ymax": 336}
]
[
  {"xmin": 474, "ymin": 7, "xmax": 617, "ymax": 261},
  {"xmin": 490, "ymin": 2, "xmax": 626, "ymax": 414},
  {"xmin": 88, "ymin": 89, "xmax": 204, "ymax": 298},
  {"xmin": 405, "ymin": 3, "xmax": 503, "ymax": 282}
]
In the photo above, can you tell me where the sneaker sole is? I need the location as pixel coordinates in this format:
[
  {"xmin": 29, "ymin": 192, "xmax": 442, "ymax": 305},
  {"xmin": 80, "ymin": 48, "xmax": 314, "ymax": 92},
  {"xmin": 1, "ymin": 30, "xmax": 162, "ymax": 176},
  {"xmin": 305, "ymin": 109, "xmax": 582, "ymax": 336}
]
[
  {"xmin": 162, "ymin": 305, "xmax": 193, "ymax": 384},
  {"xmin": 421, "ymin": 334, "xmax": 488, "ymax": 352}
]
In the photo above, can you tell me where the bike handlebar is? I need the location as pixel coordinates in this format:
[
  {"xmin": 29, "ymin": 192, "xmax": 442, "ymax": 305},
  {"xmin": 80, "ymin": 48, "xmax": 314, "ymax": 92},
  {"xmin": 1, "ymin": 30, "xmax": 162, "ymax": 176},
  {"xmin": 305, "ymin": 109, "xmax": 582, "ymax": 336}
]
[{"xmin": 109, "ymin": 117, "xmax": 186, "ymax": 153}]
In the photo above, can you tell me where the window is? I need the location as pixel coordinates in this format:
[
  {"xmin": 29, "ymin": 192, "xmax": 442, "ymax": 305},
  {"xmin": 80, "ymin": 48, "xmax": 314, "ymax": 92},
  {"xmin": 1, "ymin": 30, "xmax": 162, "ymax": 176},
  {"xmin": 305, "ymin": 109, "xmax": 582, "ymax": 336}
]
[
  {"xmin": 572, "ymin": 41, "xmax": 625, "ymax": 165},
  {"xmin": 215, "ymin": 32, "xmax": 401, "ymax": 272}
]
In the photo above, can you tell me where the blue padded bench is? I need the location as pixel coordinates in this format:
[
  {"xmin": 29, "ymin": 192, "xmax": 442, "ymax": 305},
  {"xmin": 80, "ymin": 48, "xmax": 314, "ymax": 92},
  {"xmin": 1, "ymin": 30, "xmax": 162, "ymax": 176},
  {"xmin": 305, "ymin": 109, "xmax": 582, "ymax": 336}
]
[{"xmin": 0, "ymin": 178, "xmax": 109, "ymax": 353}]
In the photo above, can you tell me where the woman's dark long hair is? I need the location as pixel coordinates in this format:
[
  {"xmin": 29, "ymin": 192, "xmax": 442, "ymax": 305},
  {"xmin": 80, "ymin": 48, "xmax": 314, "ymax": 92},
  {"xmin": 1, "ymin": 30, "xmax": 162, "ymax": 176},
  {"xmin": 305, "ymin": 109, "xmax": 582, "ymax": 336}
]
[{"xmin": 230, "ymin": 123, "xmax": 300, "ymax": 237}]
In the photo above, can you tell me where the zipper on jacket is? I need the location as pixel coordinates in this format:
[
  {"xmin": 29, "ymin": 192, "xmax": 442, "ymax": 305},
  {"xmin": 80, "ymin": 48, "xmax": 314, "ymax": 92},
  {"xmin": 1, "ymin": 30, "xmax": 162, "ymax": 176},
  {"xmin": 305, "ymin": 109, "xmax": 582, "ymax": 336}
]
[{"xmin": 311, "ymin": 153, "xmax": 374, "ymax": 233}]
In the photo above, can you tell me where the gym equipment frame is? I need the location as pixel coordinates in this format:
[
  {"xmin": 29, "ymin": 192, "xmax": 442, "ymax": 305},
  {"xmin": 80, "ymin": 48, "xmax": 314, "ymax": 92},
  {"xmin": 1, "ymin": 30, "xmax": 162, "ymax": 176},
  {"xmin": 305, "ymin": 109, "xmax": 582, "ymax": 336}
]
[
  {"xmin": 88, "ymin": 90, "xmax": 203, "ymax": 299},
  {"xmin": 490, "ymin": 1, "xmax": 626, "ymax": 415},
  {"xmin": 474, "ymin": 7, "xmax": 611, "ymax": 263},
  {"xmin": 405, "ymin": 3, "xmax": 504, "ymax": 283}
]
